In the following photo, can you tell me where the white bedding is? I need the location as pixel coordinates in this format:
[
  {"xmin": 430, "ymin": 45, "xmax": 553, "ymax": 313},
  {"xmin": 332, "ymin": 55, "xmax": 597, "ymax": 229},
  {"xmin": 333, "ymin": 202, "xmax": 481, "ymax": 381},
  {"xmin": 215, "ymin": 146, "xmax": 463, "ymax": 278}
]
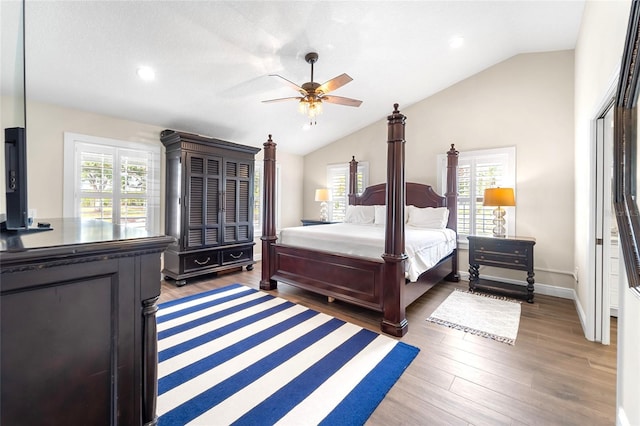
[{"xmin": 278, "ymin": 223, "xmax": 456, "ymax": 282}]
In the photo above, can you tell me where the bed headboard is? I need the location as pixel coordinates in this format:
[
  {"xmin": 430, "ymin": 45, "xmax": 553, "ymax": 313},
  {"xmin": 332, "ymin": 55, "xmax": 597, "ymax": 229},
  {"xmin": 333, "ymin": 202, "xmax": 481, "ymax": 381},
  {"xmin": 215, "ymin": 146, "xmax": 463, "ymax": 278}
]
[
  {"xmin": 352, "ymin": 182, "xmax": 446, "ymax": 208},
  {"xmin": 347, "ymin": 144, "xmax": 459, "ymax": 230}
]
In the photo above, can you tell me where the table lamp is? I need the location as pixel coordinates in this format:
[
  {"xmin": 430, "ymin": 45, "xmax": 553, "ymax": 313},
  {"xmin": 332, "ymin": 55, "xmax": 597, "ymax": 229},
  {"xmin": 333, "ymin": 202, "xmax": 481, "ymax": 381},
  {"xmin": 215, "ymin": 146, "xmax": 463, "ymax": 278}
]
[
  {"xmin": 483, "ymin": 187, "xmax": 515, "ymax": 237},
  {"xmin": 314, "ymin": 188, "xmax": 331, "ymax": 222}
]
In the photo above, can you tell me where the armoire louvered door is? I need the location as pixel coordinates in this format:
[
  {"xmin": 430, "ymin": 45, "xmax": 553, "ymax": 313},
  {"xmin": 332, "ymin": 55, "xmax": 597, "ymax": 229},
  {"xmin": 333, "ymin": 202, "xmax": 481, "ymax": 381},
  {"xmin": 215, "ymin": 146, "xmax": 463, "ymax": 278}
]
[
  {"xmin": 186, "ymin": 153, "xmax": 222, "ymax": 249},
  {"xmin": 160, "ymin": 129, "xmax": 260, "ymax": 286},
  {"xmin": 223, "ymin": 159, "xmax": 253, "ymax": 244}
]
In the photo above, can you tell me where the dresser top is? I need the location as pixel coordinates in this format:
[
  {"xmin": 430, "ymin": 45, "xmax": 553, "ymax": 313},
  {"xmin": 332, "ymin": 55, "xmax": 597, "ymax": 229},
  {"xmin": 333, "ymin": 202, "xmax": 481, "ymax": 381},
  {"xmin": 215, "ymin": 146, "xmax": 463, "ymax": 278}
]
[{"xmin": 0, "ymin": 218, "xmax": 174, "ymax": 265}]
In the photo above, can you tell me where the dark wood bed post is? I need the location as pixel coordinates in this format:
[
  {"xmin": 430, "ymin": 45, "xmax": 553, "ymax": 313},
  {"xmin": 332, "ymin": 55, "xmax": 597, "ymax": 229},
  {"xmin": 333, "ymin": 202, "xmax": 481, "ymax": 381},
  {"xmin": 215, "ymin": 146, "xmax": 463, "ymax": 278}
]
[
  {"xmin": 348, "ymin": 156, "xmax": 358, "ymax": 204},
  {"xmin": 260, "ymin": 134, "xmax": 278, "ymax": 290},
  {"xmin": 445, "ymin": 144, "xmax": 460, "ymax": 282},
  {"xmin": 381, "ymin": 103, "xmax": 409, "ymax": 337}
]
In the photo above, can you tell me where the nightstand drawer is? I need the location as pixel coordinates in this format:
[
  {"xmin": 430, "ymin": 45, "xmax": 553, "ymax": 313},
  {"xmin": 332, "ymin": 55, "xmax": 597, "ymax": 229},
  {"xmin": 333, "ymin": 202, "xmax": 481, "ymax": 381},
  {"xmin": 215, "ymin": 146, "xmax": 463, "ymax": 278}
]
[
  {"xmin": 475, "ymin": 240, "xmax": 531, "ymax": 257},
  {"xmin": 471, "ymin": 251, "xmax": 529, "ymax": 269}
]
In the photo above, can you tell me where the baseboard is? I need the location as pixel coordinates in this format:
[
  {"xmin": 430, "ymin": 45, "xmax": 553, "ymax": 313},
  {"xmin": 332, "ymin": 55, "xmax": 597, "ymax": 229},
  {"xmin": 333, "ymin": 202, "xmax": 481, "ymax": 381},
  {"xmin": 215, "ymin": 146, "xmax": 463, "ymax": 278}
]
[
  {"xmin": 457, "ymin": 271, "xmax": 575, "ymax": 300},
  {"xmin": 618, "ymin": 406, "xmax": 630, "ymax": 426},
  {"xmin": 573, "ymin": 290, "xmax": 590, "ymax": 340}
]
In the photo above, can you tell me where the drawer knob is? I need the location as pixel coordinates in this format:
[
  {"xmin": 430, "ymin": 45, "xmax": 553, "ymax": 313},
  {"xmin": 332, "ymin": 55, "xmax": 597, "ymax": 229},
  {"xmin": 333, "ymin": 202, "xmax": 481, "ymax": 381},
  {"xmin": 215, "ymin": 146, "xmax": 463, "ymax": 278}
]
[
  {"xmin": 194, "ymin": 257, "xmax": 211, "ymax": 266},
  {"xmin": 514, "ymin": 250, "xmax": 519, "ymax": 254},
  {"xmin": 514, "ymin": 260, "xmax": 519, "ymax": 264},
  {"xmin": 480, "ymin": 255, "xmax": 485, "ymax": 259},
  {"xmin": 230, "ymin": 252, "xmax": 244, "ymax": 259}
]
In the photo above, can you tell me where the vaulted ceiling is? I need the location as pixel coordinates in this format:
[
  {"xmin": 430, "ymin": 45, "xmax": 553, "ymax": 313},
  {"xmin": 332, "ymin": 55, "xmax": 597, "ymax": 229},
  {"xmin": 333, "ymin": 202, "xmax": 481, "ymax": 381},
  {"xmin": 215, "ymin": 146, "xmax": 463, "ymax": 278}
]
[{"xmin": 2, "ymin": 1, "xmax": 585, "ymax": 155}]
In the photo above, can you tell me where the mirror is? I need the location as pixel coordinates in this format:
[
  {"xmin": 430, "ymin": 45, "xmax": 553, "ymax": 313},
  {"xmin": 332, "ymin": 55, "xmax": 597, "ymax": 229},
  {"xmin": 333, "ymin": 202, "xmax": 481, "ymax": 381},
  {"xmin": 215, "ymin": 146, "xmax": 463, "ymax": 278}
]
[
  {"xmin": 1, "ymin": 0, "xmax": 26, "ymax": 129},
  {"xmin": 1, "ymin": 0, "xmax": 26, "ymax": 217},
  {"xmin": 614, "ymin": 1, "xmax": 640, "ymax": 295}
]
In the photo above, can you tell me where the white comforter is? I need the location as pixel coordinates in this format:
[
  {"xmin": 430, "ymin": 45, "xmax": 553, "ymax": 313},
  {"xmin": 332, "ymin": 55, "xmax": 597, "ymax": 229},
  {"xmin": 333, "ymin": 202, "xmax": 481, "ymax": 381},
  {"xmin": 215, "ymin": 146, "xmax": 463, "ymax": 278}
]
[{"xmin": 278, "ymin": 223, "xmax": 456, "ymax": 282}]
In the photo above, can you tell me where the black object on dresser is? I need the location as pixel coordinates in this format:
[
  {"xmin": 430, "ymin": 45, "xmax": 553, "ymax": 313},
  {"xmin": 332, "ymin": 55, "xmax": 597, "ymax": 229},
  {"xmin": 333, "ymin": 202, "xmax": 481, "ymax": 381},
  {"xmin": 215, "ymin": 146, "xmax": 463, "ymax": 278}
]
[
  {"xmin": 161, "ymin": 130, "xmax": 260, "ymax": 286},
  {"xmin": 0, "ymin": 218, "xmax": 173, "ymax": 425},
  {"xmin": 467, "ymin": 235, "xmax": 536, "ymax": 303}
]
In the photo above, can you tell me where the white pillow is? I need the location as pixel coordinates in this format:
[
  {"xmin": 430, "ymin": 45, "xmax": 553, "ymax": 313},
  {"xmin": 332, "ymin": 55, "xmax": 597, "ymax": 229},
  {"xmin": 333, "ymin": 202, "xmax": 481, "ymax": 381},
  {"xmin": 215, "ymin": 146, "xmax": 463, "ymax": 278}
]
[
  {"xmin": 374, "ymin": 205, "xmax": 386, "ymax": 225},
  {"xmin": 374, "ymin": 205, "xmax": 411, "ymax": 226},
  {"xmin": 407, "ymin": 206, "xmax": 449, "ymax": 229},
  {"xmin": 344, "ymin": 205, "xmax": 375, "ymax": 224}
]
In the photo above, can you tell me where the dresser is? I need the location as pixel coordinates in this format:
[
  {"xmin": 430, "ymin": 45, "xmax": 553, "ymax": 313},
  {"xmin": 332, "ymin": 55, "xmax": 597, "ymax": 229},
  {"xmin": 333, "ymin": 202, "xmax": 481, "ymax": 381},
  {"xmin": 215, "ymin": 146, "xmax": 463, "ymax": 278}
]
[
  {"xmin": 0, "ymin": 218, "xmax": 173, "ymax": 425},
  {"xmin": 161, "ymin": 130, "xmax": 260, "ymax": 286},
  {"xmin": 467, "ymin": 235, "xmax": 536, "ymax": 302}
]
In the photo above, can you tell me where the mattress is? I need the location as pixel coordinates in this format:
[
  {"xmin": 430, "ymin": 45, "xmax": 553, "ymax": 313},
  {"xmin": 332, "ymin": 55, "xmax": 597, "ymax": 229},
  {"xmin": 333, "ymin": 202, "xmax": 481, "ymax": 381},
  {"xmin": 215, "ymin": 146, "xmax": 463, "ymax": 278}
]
[{"xmin": 278, "ymin": 223, "xmax": 456, "ymax": 282}]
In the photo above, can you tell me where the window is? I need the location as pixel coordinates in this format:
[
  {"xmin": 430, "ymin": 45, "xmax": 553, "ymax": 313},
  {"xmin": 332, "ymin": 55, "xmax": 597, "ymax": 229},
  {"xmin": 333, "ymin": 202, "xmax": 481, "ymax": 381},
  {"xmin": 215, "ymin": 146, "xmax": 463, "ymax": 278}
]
[
  {"xmin": 63, "ymin": 133, "xmax": 161, "ymax": 232},
  {"xmin": 326, "ymin": 162, "xmax": 369, "ymax": 221},
  {"xmin": 253, "ymin": 161, "xmax": 281, "ymax": 236},
  {"xmin": 438, "ymin": 147, "xmax": 516, "ymax": 241}
]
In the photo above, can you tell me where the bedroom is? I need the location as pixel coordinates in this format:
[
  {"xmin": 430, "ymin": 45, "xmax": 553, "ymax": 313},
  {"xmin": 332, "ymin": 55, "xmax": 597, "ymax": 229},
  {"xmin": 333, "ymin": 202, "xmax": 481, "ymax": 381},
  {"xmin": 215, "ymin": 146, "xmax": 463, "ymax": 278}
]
[{"xmin": 1, "ymin": 1, "xmax": 638, "ymax": 425}]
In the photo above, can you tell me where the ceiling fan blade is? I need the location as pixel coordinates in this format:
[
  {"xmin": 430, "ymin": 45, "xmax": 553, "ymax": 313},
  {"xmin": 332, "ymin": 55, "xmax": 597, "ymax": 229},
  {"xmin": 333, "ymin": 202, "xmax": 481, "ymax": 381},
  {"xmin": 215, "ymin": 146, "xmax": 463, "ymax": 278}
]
[
  {"xmin": 261, "ymin": 96, "xmax": 303, "ymax": 103},
  {"xmin": 321, "ymin": 95, "xmax": 362, "ymax": 107},
  {"xmin": 269, "ymin": 74, "xmax": 308, "ymax": 95},
  {"xmin": 318, "ymin": 73, "xmax": 353, "ymax": 94}
]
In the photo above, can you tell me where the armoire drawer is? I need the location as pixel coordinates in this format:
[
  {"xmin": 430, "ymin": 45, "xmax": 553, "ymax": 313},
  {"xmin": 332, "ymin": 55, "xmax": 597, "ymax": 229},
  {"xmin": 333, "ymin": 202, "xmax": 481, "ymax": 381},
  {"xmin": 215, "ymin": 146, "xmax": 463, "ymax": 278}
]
[
  {"xmin": 221, "ymin": 246, "xmax": 252, "ymax": 265},
  {"xmin": 183, "ymin": 250, "xmax": 221, "ymax": 272}
]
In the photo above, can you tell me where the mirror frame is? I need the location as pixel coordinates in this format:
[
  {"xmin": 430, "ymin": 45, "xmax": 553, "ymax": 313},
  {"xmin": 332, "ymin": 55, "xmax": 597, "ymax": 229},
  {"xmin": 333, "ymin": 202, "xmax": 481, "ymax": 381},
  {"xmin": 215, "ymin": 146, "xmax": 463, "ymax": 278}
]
[{"xmin": 614, "ymin": 0, "xmax": 640, "ymax": 295}]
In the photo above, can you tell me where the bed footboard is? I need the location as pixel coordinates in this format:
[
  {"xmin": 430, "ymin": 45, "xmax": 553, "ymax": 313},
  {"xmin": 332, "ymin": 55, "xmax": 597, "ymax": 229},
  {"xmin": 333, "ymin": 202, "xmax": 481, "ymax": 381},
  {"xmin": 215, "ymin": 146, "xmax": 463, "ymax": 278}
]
[{"xmin": 271, "ymin": 244, "xmax": 385, "ymax": 312}]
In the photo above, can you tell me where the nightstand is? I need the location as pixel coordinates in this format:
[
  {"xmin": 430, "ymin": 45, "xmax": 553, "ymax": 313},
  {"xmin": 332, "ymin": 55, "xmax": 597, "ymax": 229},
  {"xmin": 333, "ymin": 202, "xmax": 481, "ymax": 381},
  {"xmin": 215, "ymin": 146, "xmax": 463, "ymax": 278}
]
[
  {"xmin": 300, "ymin": 219, "xmax": 336, "ymax": 226},
  {"xmin": 467, "ymin": 235, "xmax": 536, "ymax": 303}
]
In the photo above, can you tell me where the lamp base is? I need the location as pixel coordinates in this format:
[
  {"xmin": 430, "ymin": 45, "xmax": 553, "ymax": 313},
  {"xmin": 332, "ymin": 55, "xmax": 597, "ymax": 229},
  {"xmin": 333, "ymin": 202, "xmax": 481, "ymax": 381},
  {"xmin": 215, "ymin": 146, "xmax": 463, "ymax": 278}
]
[
  {"xmin": 492, "ymin": 207, "xmax": 507, "ymax": 238},
  {"xmin": 319, "ymin": 201, "xmax": 328, "ymax": 222}
]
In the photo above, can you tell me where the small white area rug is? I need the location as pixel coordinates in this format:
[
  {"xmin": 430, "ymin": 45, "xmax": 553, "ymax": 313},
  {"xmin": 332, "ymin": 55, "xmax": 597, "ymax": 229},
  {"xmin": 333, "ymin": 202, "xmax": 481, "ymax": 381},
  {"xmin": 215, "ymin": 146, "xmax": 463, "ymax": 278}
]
[{"xmin": 426, "ymin": 289, "xmax": 522, "ymax": 345}]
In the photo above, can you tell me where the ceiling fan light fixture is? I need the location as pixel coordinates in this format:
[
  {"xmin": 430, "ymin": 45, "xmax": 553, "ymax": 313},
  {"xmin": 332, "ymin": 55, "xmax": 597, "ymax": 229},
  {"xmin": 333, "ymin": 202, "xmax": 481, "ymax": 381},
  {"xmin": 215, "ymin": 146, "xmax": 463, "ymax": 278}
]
[
  {"xmin": 263, "ymin": 52, "xmax": 360, "ymax": 124},
  {"xmin": 299, "ymin": 97, "xmax": 323, "ymax": 123}
]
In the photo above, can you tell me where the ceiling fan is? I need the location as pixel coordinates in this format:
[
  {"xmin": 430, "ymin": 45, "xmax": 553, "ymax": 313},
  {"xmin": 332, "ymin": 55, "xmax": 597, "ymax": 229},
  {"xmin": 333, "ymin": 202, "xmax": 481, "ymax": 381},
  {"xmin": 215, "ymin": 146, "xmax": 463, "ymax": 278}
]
[{"xmin": 262, "ymin": 52, "xmax": 362, "ymax": 124}]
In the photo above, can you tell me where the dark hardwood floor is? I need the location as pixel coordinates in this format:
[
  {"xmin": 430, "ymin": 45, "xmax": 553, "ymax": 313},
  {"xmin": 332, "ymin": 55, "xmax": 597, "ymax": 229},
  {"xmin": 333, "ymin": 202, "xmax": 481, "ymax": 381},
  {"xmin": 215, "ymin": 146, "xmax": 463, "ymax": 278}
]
[{"xmin": 159, "ymin": 263, "xmax": 617, "ymax": 426}]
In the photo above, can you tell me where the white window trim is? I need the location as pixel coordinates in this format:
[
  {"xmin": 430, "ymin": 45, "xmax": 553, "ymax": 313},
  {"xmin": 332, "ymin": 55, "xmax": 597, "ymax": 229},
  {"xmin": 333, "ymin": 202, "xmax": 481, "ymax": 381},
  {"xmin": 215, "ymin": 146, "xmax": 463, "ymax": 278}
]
[
  {"xmin": 63, "ymin": 132, "xmax": 161, "ymax": 232},
  {"xmin": 326, "ymin": 161, "xmax": 369, "ymax": 222},
  {"xmin": 437, "ymin": 146, "xmax": 516, "ymax": 246},
  {"xmin": 253, "ymin": 161, "xmax": 281, "ymax": 237}
]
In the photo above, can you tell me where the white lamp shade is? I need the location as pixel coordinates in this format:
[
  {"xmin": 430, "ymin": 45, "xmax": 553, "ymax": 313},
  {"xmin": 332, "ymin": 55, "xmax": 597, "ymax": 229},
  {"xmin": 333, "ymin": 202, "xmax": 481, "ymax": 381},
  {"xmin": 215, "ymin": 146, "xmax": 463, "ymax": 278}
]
[{"xmin": 315, "ymin": 188, "xmax": 331, "ymax": 202}]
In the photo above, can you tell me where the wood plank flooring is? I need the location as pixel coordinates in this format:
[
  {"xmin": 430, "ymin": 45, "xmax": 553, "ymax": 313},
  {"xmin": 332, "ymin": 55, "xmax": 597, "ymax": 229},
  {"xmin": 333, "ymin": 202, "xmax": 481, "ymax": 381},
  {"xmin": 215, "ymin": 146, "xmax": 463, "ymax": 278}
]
[{"xmin": 159, "ymin": 263, "xmax": 617, "ymax": 426}]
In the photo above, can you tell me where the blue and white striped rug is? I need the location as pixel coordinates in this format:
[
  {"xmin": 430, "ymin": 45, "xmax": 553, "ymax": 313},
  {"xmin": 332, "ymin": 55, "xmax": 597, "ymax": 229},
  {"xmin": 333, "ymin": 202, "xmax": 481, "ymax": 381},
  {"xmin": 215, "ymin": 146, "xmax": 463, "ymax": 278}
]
[{"xmin": 156, "ymin": 283, "xmax": 419, "ymax": 425}]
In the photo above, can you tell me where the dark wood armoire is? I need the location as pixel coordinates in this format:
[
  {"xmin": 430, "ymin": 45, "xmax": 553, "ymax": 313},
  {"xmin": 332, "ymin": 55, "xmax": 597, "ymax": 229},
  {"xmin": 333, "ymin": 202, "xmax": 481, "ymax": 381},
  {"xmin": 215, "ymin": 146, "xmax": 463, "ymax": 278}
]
[{"xmin": 160, "ymin": 130, "xmax": 260, "ymax": 286}]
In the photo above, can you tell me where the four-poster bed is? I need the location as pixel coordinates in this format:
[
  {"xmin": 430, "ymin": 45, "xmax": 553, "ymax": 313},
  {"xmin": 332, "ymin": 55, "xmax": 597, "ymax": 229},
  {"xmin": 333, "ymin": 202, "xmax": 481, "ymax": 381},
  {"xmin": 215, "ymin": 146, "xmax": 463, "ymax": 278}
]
[{"xmin": 260, "ymin": 104, "xmax": 459, "ymax": 337}]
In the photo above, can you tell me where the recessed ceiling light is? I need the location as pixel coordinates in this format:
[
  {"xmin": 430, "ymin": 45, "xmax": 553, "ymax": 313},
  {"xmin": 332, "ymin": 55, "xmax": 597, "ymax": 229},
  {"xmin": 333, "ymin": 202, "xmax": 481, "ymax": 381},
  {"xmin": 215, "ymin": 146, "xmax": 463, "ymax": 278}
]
[
  {"xmin": 136, "ymin": 66, "xmax": 155, "ymax": 81},
  {"xmin": 449, "ymin": 36, "xmax": 464, "ymax": 49}
]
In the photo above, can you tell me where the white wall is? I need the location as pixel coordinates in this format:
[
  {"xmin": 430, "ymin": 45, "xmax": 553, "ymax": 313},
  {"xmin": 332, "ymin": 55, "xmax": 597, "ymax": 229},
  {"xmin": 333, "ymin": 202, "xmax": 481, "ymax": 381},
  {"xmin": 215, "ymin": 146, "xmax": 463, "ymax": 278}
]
[
  {"xmin": 575, "ymin": 1, "xmax": 637, "ymax": 425},
  {"xmin": 304, "ymin": 50, "xmax": 576, "ymax": 291},
  {"xmin": 24, "ymin": 99, "xmax": 166, "ymax": 219}
]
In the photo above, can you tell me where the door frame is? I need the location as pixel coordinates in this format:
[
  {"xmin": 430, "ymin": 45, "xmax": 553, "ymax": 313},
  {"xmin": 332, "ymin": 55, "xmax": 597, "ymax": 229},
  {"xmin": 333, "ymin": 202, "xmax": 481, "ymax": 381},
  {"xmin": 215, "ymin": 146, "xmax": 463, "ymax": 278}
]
[{"xmin": 591, "ymin": 74, "xmax": 618, "ymax": 344}]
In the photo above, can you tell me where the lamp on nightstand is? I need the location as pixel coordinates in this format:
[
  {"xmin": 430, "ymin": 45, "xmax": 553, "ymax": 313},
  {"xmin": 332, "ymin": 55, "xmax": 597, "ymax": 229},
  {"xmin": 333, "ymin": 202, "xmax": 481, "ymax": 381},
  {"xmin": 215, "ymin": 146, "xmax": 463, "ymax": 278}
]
[
  {"xmin": 483, "ymin": 187, "xmax": 515, "ymax": 238},
  {"xmin": 314, "ymin": 188, "xmax": 331, "ymax": 222}
]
